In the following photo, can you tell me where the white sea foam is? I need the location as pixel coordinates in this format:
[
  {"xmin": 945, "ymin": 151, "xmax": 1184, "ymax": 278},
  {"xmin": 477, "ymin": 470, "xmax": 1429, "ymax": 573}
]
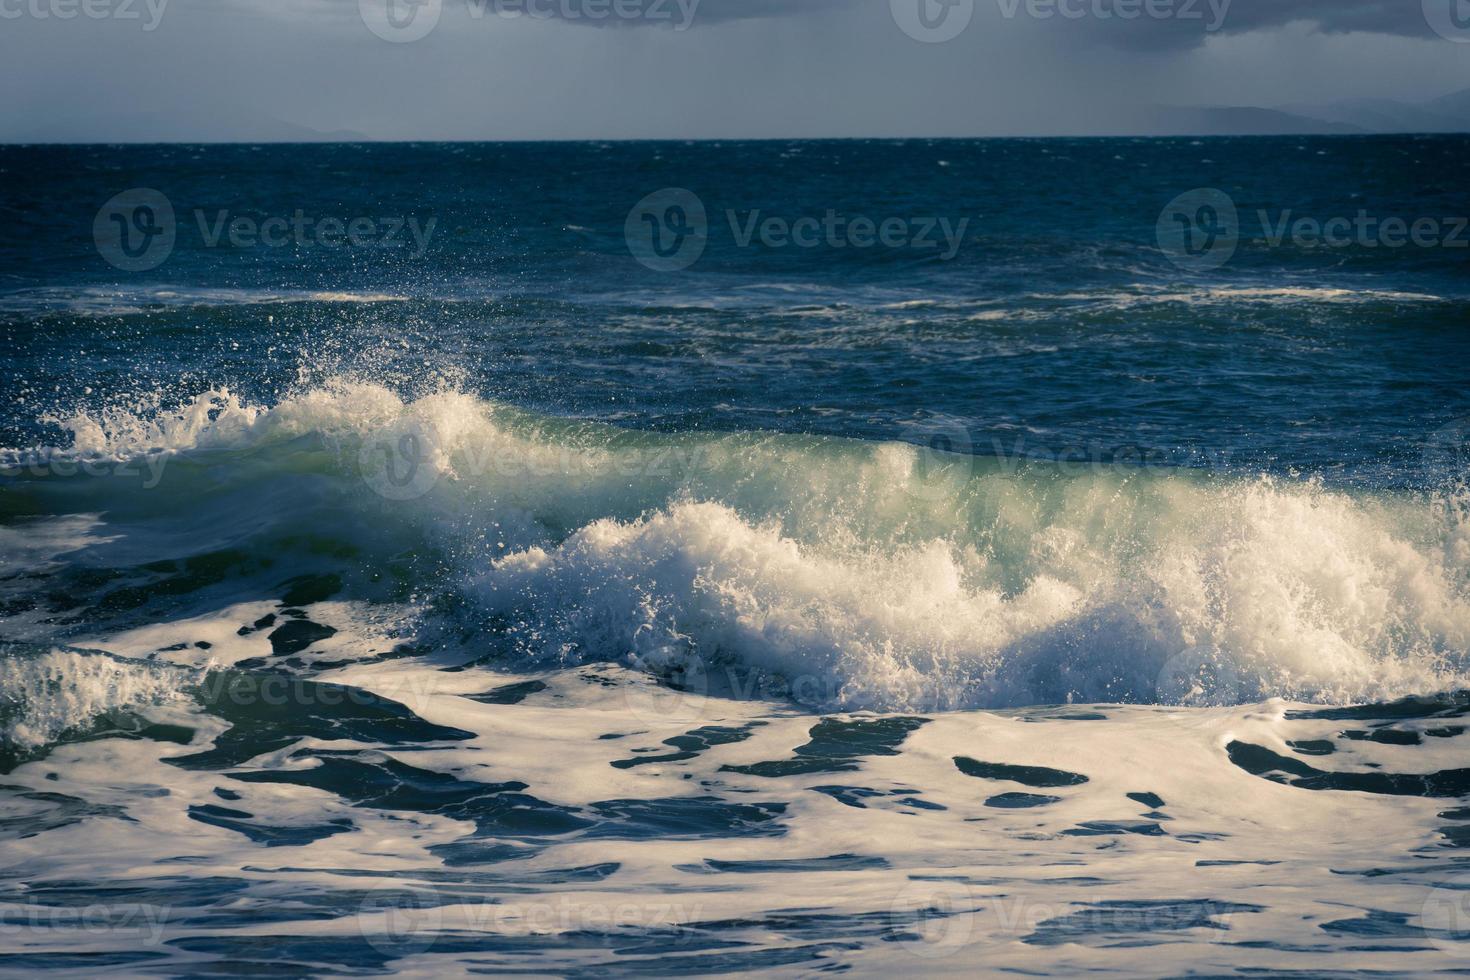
[
  {"xmin": 0, "ymin": 514, "xmax": 116, "ymax": 574},
  {"xmin": 0, "ymin": 286, "xmax": 408, "ymax": 316},
  {"xmin": 469, "ymin": 488, "xmax": 1470, "ymax": 711},
  {"xmin": 1024, "ymin": 286, "xmax": 1445, "ymax": 309},
  {"xmin": 8, "ymin": 381, "xmax": 1469, "ymax": 711},
  {"xmin": 0, "ymin": 648, "xmax": 198, "ymax": 749}
]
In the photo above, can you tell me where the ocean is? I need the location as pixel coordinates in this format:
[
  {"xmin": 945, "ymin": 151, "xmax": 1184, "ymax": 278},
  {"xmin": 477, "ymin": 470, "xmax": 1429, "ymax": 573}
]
[{"xmin": 1, "ymin": 135, "xmax": 1469, "ymax": 976}]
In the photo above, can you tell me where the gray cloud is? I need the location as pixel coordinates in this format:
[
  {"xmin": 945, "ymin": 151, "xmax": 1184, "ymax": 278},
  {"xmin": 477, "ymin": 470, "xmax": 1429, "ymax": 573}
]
[
  {"xmin": 1204, "ymin": 0, "xmax": 1441, "ymax": 38},
  {"xmin": 2, "ymin": 0, "xmax": 1467, "ymax": 142},
  {"xmin": 489, "ymin": 0, "xmax": 1442, "ymax": 50},
  {"xmin": 358, "ymin": 0, "xmax": 855, "ymax": 29},
  {"xmin": 1043, "ymin": 0, "xmax": 1443, "ymax": 51}
]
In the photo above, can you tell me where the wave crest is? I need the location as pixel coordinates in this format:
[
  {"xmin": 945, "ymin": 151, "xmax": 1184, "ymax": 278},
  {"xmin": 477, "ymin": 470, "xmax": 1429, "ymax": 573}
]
[
  {"xmin": 6, "ymin": 381, "xmax": 1469, "ymax": 710},
  {"xmin": 0, "ymin": 646, "xmax": 199, "ymax": 750}
]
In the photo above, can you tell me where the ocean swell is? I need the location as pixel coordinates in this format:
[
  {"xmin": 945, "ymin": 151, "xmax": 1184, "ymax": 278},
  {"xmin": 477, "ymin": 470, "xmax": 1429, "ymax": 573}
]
[{"xmin": 6, "ymin": 380, "xmax": 1470, "ymax": 712}]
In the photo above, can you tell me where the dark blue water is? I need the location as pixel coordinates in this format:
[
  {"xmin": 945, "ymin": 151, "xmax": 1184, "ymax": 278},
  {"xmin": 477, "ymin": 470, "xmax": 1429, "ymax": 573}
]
[
  {"xmin": 5, "ymin": 136, "xmax": 1468, "ymax": 483},
  {"xmin": 2, "ymin": 137, "xmax": 1469, "ymax": 977}
]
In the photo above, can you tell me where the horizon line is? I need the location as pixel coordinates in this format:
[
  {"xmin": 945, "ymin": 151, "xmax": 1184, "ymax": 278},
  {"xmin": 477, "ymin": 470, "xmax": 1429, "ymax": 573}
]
[{"xmin": 4, "ymin": 130, "xmax": 1470, "ymax": 147}]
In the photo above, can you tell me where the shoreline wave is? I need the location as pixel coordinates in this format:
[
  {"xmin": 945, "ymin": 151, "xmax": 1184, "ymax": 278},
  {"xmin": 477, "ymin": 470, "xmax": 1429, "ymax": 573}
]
[{"xmin": 3, "ymin": 380, "xmax": 1468, "ymax": 712}]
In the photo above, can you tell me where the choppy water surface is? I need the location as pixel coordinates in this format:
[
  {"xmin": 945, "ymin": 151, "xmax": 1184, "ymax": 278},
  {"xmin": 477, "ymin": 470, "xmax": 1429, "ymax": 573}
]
[{"xmin": 1, "ymin": 137, "xmax": 1468, "ymax": 976}]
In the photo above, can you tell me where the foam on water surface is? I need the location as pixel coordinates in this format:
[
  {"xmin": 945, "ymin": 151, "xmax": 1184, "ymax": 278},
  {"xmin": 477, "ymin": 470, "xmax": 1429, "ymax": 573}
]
[
  {"xmin": 0, "ymin": 629, "xmax": 1466, "ymax": 976},
  {"xmin": 3, "ymin": 135, "xmax": 1469, "ymax": 976},
  {"xmin": 10, "ymin": 379, "xmax": 1467, "ymax": 710},
  {"xmin": 1, "ymin": 380, "xmax": 1467, "ymax": 975}
]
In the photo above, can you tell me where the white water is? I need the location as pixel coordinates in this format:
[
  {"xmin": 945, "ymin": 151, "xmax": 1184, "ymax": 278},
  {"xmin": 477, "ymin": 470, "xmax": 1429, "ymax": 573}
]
[
  {"xmin": 0, "ymin": 648, "xmax": 197, "ymax": 748},
  {"xmin": 2, "ymin": 382, "xmax": 1469, "ymax": 975},
  {"xmin": 5, "ymin": 379, "xmax": 1470, "ymax": 712}
]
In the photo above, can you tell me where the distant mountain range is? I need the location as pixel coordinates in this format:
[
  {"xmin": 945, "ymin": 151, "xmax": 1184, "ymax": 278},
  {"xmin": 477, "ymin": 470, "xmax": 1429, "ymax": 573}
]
[
  {"xmin": 3, "ymin": 108, "xmax": 369, "ymax": 144},
  {"xmin": 6, "ymin": 88, "xmax": 1470, "ymax": 143},
  {"xmin": 1135, "ymin": 86, "xmax": 1470, "ymax": 137}
]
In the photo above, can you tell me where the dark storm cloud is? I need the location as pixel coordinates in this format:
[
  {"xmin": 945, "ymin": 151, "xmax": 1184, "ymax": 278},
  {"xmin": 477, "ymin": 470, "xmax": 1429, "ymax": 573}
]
[
  {"xmin": 4, "ymin": 0, "xmax": 1468, "ymax": 142},
  {"xmin": 1045, "ymin": 0, "xmax": 1443, "ymax": 50},
  {"xmin": 418, "ymin": 0, "xmax": 855, "ymax": 28},
  {"xmin": 472, "ymin": 0, "xmax": 1439, "ymax": 48},
  {"xmin": 1200, "ymin": 0, "xmax": 1440, "ymax": 38}
]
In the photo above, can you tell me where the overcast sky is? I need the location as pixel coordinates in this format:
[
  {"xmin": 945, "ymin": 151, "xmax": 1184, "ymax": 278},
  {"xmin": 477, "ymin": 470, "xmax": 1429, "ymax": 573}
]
[{"xmin": 5, "ymin": 0, "xmax": 1470, "ymax": 141}]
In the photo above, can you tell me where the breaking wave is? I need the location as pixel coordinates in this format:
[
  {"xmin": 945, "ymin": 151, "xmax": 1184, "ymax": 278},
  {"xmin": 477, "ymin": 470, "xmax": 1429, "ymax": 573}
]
[{"xmin": 6, "ymin": 380, "xmax": 1469, "ymax": 711}]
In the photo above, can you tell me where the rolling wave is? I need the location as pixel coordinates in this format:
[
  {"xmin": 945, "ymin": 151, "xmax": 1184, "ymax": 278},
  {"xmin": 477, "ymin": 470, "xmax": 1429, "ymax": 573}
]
[{"xmin": 5, "ymin": 380, "xmax": 1469, "ymax": 712}]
